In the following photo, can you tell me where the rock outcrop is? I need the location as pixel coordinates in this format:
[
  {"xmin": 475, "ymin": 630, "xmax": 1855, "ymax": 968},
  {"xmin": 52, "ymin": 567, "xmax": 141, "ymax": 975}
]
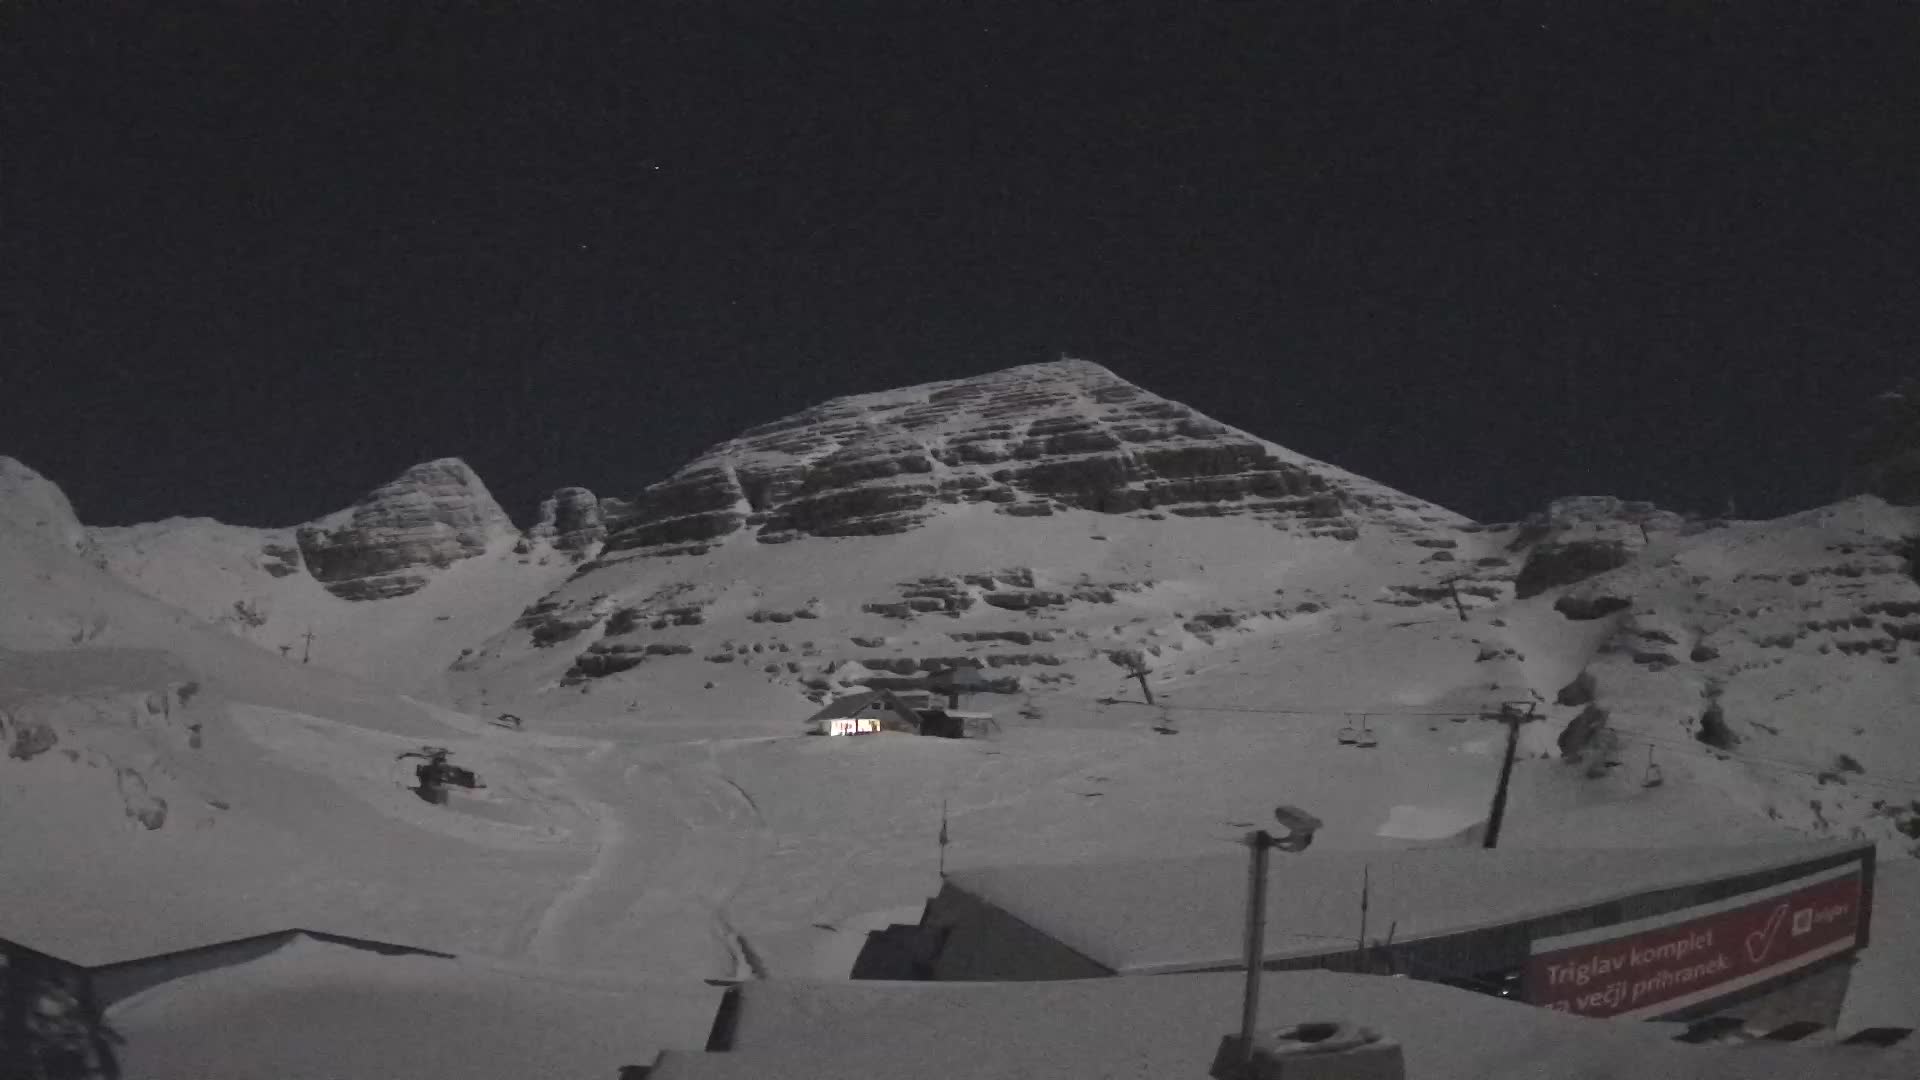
[
  {"xmin": 603, "ymin": 359, "xmax": 1462, "ymax": 552},
  {"xmin": 1509, "ymin": 496, "xmax": 1682, "ymax": 599},
  {"xmin": 295, "ymin": 458, "xmax": 513, "ymax": 600},
  {"xmin": 528, "ymin": 487, "xmax": 606, "ymax": 556}
]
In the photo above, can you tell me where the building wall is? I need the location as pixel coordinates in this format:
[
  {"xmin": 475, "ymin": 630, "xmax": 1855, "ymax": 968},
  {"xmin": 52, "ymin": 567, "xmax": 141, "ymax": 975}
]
[
  {"xmin": 851, "ymin": 925, "xmax": 947, "ymax": 980},
  {"xmin": 921, "ymin": 885, "xmax": 1111, "ymax": 982}
]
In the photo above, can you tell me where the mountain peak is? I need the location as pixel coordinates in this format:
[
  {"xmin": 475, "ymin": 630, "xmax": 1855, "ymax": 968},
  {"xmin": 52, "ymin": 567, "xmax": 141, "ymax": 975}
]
[
  {"xmin": 599, "ymin": 360, "xmax": 1462, "ymax": 554},
  {"xmin": 387, "ymin": 456, "xmax": 496, "ymax": 493},
  {"xmin": 0, "ymin": 455, "xmax": 88, "ymax": 554},
  {"xmin": 981, "ymin": 354, "xmax": 1118, "ymax": 380},
  {"xmin": 293, "ymin": 457, "xmax": 514, "ymax": 600}
]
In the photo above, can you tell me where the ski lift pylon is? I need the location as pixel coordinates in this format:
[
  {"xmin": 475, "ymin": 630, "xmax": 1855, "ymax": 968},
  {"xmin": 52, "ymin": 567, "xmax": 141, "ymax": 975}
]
[
  {"xmin": 1642, "ymin": 745, "xmax": 1665, "ymax": 788},
  {"xmin": 1337, "ymin": 714, "xmax": 1359, "ymax": 745}
]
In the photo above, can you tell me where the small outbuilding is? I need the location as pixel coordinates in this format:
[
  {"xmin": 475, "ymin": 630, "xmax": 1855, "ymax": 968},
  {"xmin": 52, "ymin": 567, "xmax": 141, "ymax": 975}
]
[
  {"xmin": 926, "ymin": 664, "xmax": 990, "ymax": 710},
  {"xmin": 913, "ymin": 708, "xmax": 997, "ymax": 740},
  {"xmin": 806, "ymin": 690, "xmax": 924, "ymax": 737}
]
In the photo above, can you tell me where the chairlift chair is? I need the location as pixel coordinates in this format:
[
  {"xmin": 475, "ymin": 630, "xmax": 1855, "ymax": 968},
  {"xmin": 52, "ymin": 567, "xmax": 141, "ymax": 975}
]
[
  {"xmin": 1354, "ymin": 714, "xmax": 1378, "ymax": 749},
  {"xmin": 1336, "ymin": 715, "xmax": 1359, "ymax": 745},
  {"xmin": 1642, "ymin": 746, "xmax": 1665, "ymax": 788}
]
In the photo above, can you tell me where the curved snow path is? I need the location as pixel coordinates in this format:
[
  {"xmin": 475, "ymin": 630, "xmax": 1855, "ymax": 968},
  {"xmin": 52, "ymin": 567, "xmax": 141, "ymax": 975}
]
[
  {"xmin": 520, "ymin": 740, "xmax": 772, "ymax": 980},
  {"xmin": 522, "ymin": 796, "xmax": 627, "ymax": 964}
]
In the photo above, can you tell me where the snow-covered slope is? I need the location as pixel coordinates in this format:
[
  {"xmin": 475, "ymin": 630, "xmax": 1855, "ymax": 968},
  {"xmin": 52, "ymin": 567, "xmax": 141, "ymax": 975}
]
[
  {"xmin": 1524, "ymin": 497, "xmax": 1920, "ymax": 847},
  {"xmin": 446, "ymin": 501, "xmax": 1488, "ymax": 732},
  {"xmin": 0, "ymin": 473, "xmax": 603, "ymax": 964},
  {"xmin": 89, "ymin": 514, "xmax": 568, "ymax": 693},
  {"xmin": 82, "ymin": 457, "xmax": 578, "ymax": 692}
]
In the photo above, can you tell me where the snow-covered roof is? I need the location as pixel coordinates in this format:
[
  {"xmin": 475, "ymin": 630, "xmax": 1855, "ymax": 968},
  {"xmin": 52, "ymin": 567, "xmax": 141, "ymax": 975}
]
[
  {"xmin": 927, "ymin": 665, "xmax": 990, "ymax": 689},
  {"xmin": 941, "ymin": 840, "xmax": 1869, "ymax": 974},
  {"xmin": 108, "ymin": 934, "xmax": 725, "ymax": 1080},
  {"xmin": 804, "ymin": 690, "xmax": 920, "ymax": 723},
  {"xmin": 652, "ymin": 970, "xmax": 1920, "ymax": 1080}
]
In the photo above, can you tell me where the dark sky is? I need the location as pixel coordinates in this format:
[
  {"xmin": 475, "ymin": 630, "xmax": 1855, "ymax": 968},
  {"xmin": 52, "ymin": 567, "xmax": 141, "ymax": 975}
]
[{"xmin": 4, "ymin": 2, "xmax": 1917, "ymax": 529}]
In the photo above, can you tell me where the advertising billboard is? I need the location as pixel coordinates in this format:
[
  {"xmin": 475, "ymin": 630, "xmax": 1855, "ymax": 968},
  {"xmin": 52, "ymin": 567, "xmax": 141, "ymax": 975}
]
[{"xmin": 1524, "ymin": 860, "xmax": 1864, "ymax": 1020}]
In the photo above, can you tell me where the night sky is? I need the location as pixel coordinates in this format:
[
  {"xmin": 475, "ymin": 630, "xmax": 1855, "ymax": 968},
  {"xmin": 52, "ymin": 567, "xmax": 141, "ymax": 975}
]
[{"xmin": 5, "ymin": 2, "xmax": 1918, "ymax": 529}]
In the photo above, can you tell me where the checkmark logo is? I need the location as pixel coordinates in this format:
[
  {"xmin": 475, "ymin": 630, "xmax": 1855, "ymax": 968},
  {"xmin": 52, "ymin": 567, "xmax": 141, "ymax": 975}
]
[{"xmin": 1746, "ymin": 904, "xmax": 1789, "ymax": 963}]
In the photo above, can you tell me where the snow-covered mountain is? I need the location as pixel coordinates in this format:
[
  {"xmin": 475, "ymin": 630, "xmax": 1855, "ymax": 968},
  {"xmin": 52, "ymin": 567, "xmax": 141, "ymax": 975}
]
[
  {"xmin": 597, "ymin": 357, "xmax": 1461, "ymax": 549},
  {"xmin": 445, "ymin": 360, "xmax": 1494, "ymax": 729},
  {"xmin": 85, "ymin": 457, "xmax": 580, "ymax": 692},
  {"xmin": 7, "ymin": 358, "xmax": 1920, "ymax": 1033},
  {"xmin": 21, "ymin": 358, "xmax": 1920, "ymax": 854}
]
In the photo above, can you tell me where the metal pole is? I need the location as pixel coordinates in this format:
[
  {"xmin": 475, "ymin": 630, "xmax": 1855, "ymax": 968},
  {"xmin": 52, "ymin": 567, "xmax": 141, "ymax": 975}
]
[
  {"xmin": 1484, "ymin": 708, "xmax": 1523, "ymax": 849},
  {"xmin": 1356, "ymin": 864, "xmax": 1370, "ymax": 971},
  {"xmin": 938, "ymin": 799, "xmax": 949, "ymax": 876},
  {"xmin": 1238, "ymin": 829, "xmax": 1272, "ymax": 1063},
  {"xmin": 1134, "ymin": 668, "xmax": 1155, "ymax": 706}
]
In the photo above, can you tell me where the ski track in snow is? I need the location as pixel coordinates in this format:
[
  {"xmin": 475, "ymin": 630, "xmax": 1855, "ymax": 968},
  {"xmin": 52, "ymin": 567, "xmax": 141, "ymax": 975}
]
[
  {"xmin": 520, "ymin": 794, "xmax": 626, "ymax": 964},
  {"xmin": 519, "ymin": 741, "xmax": 771, "ymax": 980}
]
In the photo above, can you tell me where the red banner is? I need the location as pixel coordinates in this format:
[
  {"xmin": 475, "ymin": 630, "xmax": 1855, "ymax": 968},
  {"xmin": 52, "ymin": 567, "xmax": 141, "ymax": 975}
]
[{"xmin": 1524, "ymin": 864, "xmax": 1863, "ymax": 1019}]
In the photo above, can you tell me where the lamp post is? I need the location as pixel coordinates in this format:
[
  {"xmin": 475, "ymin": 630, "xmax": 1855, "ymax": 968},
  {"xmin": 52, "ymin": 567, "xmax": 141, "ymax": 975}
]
[{"xmin": 1217, "ymin": 805, "xmax": 1322, "ymax": 1078}]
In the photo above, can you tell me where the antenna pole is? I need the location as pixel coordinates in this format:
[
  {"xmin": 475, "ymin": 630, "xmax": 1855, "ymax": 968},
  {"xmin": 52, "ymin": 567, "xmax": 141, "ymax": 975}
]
[{"xmin": 1236, "ymin": 830, "xmax": 1272, "ymax": 1064}]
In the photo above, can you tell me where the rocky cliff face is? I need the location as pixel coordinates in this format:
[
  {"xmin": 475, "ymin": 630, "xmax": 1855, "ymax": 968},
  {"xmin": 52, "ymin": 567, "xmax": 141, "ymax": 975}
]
[
  {"xmin": 1507, "ymin": 496, "xmax": 1685, "ymax": 600},
  {"xmin": 294, "ymin": 458, "xmax": 514, "ymax": 600},
  {"xmin": 528, "ymin": 487, "xmax": 606, "ymax": 557},
  {"xmin": 603, "ymin": 359, "xmax": 1462, "ymax": 553}
]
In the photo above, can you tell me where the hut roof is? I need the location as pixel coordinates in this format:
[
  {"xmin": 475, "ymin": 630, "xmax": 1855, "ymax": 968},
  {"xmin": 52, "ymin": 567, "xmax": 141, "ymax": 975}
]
[{"xmin": 804, "ymin": 690, "xmax": 921, "ymax": 724}]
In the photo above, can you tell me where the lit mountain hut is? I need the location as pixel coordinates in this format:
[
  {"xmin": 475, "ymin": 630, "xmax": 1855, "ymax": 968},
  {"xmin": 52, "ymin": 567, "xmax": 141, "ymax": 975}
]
[{"xmin": 807, "ymin": 690, "xmax": 924, "ymax": 737}]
